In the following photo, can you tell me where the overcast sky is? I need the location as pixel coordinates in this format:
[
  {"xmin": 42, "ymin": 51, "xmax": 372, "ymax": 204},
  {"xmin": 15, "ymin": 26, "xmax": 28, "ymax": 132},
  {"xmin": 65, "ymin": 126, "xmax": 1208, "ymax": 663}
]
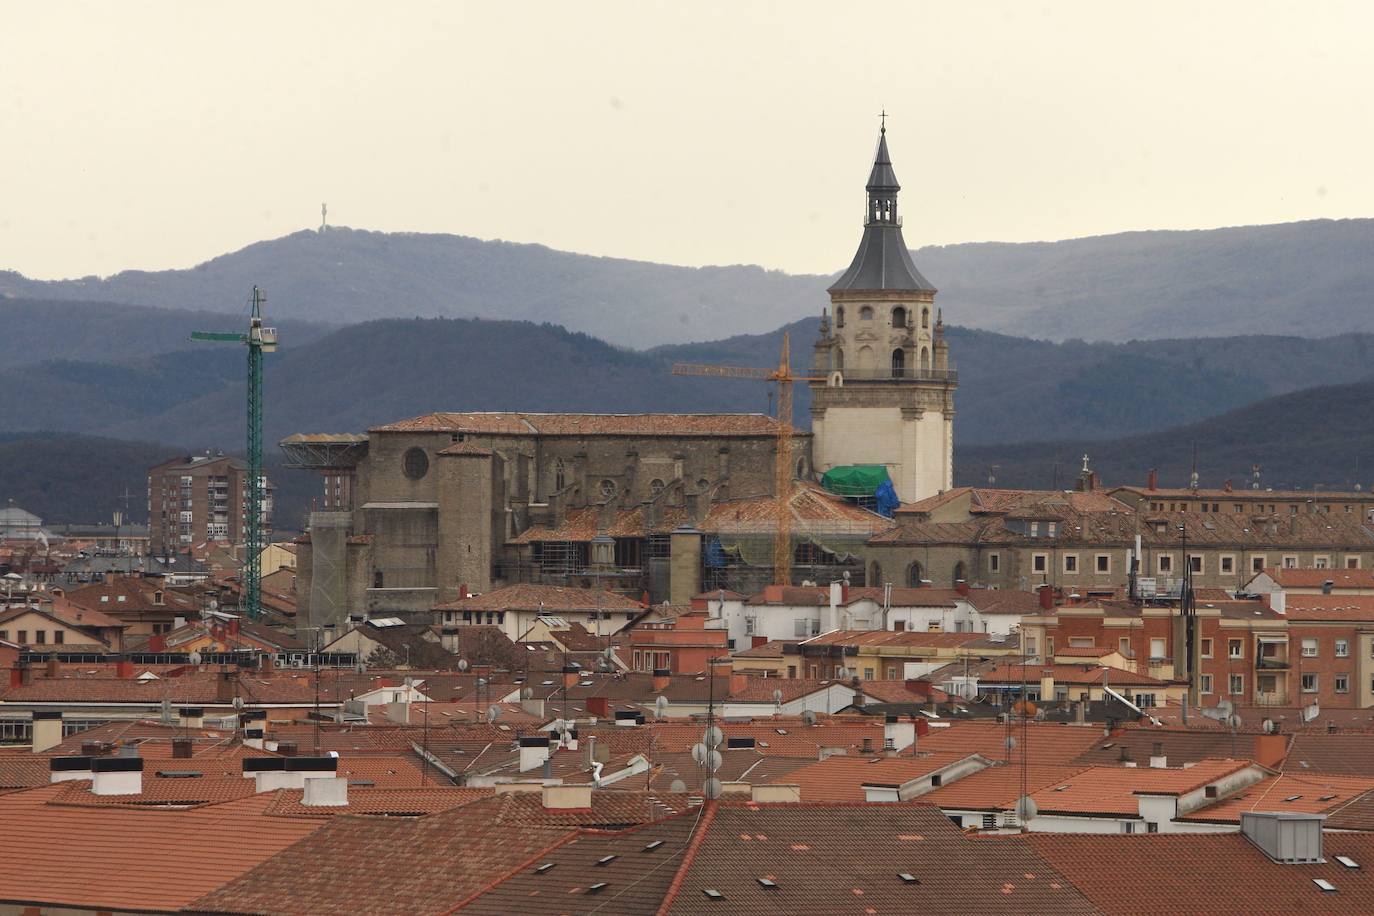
[{"xmin": 3, "ymin": 1, "xmax": 1371, "ymax": 280}]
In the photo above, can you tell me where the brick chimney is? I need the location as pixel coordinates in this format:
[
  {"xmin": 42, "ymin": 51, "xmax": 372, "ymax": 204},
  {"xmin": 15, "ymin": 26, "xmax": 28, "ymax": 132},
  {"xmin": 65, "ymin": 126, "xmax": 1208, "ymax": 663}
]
[
  {"xmin": 115, "ymin": 657, "xmax": 134, "ymax": 679},
  {"xmin": 955, "ymin": 579, "xmax": 969, "ymax": 596},
  {"xmin": 45, "ymin": 655, "xmax": 60, "ymax": 678},
  {"xmin": 1147, "ymin": 469, "xmax": 1158, "ymax": 491},
  {"xmin": 586, "ymin": 696, "xmax": 611, "ymax": 719},
  {"xmin": 215, "ymin": 669, "xmax": 236, "ymax": 704},
  {"xmin": 8, "ymin": 667, "xmax": 22, "ymax": 689},
  {"xmin": 172, "ymin": 738, "xmax": 194, "ymax": 759},
  {"xmin": 562, "ymin": 665, "xmax": 580, "ymax": 690},
  {"xmin": 1038, "ymin": 584, "xmax": 1055, "ymax": 611},
  {"xmin": 19, "ymin": 661, "xmax": 33, "ymax": 686}
]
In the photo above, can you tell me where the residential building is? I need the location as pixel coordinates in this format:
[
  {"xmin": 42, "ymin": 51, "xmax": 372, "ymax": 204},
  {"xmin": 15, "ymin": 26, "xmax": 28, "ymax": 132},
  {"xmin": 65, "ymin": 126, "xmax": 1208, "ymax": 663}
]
[{"xmin": 148, "ymin": 453, "xmax": 273, "ymax": 553}]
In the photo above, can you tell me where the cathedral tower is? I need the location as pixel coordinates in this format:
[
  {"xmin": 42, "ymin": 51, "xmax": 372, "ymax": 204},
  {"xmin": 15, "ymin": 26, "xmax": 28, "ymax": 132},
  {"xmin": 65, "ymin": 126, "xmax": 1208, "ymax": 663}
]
[{"xmin": 810, "ymin": 124, "xmax": 955, "ymax": 502}]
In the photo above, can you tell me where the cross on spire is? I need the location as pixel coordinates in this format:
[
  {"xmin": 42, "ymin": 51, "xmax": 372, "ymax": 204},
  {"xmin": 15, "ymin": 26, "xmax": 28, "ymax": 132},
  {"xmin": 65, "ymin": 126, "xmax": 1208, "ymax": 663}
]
[{"xmin": 880, "ymin": 109, "xmax": 887, "ymax": 133}]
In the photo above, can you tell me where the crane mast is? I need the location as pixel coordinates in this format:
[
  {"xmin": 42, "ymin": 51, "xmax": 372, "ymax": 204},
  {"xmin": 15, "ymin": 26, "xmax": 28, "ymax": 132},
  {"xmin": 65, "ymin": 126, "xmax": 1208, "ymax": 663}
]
[{"xmin": 191, "ymin": 286, "xmax": 277, "ymax": 619}]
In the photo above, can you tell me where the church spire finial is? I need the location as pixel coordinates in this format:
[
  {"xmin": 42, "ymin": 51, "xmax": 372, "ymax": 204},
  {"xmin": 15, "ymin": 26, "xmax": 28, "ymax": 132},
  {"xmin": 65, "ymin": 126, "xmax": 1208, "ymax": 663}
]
[{"xmin": 880, "ymin": 109, "xmax": 887, "ymax": 134}]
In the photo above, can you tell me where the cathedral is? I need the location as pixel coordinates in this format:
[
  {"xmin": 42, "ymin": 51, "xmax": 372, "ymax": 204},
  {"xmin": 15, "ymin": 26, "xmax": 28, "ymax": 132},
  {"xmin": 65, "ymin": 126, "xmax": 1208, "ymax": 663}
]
[{"xmin": 285, "ymin": 126, "xmax": 956, "ymax": 628}]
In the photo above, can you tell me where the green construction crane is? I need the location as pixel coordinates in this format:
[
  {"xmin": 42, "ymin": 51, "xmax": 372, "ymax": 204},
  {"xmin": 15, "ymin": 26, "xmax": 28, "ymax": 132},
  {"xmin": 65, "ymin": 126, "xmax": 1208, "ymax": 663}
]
[{"xmin": 191, "ymin": 286, "xmax": 277, "ymax": 620}]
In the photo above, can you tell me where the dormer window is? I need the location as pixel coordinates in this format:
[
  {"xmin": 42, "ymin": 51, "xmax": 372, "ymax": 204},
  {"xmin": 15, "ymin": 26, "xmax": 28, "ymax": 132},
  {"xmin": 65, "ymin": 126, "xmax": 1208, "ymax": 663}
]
[{"xmin": 154, "ymin": 590, "xmax": 164, "ymax": 606}]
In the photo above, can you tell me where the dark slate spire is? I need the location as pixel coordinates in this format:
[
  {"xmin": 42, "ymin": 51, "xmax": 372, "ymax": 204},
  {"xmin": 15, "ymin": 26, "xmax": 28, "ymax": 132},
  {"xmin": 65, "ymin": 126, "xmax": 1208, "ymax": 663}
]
[{"xmin": 829, "ymin": 123, "xmax": 935, "ymax": 294}]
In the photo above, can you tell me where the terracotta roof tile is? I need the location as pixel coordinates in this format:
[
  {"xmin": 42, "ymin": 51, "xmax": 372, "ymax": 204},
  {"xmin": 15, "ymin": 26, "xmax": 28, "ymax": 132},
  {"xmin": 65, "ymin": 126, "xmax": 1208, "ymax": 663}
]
[
  {"xmin": 1026, "ymin": 759, "xmax": 1256, "ymax": 817},
  {"xmin": 915, "ymin": 721, "xmax": 1105, "ymax": 767},
  {"xmin": 922, "ymin": 763, "xmax": 1093, "ymax": 810},
  {"xmin": 434, "ymin": 583, "xmax": 643, "ymax": 612},
  {"xmin": 1283, "ymin": 594, "xmax": 1374, "ymax": 621},
  {"xmin": 1181, "ymin": 772, "xmax": 1374, "ymax": 824},
  {"xmin": 370, "ymin": 412, "xmax": 793, "ymax": 437},
  {"xmin": 777, "ymin": 751, "xmax": 983, "ymax": 802}
]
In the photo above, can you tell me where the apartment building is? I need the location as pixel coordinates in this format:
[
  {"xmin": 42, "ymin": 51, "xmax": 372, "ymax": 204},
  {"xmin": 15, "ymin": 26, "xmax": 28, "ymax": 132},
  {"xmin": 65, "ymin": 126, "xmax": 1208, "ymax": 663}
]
[{"xmin": 148, "ymin": 453, "xmax": 272, "ymax": 553}]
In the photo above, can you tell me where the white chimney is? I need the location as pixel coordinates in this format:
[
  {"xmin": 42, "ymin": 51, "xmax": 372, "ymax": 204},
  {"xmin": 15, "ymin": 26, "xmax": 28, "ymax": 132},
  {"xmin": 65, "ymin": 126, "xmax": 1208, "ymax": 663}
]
[
  {"xmin": 884, "ymin": 717, "xmax": 915, "ymax": 751},
  {"xmin": 519, "ymin": 736, "xmax": 552, "ymax": 773},
  {"xmin": 31, "ymin": 712, "xmax": 63, "ymax": 753},
  {"xmin": 541, "ymin": 783, "xmax": 592, "ymax": 810},
  {"xmin": 825, "ymin": 580, "xmax": 841, "ymax": 632},
  {"xmin": 302, "ymin": 776, "xmax": 349, "ymax": 807},
  {"xmin": 91, "ymin": 757, "xmax": 143, "ymax": 796}
]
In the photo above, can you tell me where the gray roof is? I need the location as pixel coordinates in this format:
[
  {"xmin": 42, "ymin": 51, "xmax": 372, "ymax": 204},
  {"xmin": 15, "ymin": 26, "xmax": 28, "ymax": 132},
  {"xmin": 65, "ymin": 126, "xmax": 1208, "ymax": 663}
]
[{"xmin": 829, "ymin": 130, "xmax": 936, "ymax": 294}]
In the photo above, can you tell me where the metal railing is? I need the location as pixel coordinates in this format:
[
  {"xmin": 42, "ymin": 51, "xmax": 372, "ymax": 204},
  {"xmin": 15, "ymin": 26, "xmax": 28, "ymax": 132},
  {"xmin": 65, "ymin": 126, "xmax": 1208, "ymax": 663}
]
[{"xmin": 828, "ymin": 368, "xmax": 958, "ymax": 382}]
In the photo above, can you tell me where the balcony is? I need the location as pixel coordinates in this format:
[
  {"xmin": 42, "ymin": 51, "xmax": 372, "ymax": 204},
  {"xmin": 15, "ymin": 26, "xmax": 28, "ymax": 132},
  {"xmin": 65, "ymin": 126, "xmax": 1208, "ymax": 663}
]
[
  {"xmin": 1257, "ymin": 656, "xmax": 1290, "ymax": 670},
  {"xmin": 831, "ymin": 368, "xmax": 958, "ymax": 383}
]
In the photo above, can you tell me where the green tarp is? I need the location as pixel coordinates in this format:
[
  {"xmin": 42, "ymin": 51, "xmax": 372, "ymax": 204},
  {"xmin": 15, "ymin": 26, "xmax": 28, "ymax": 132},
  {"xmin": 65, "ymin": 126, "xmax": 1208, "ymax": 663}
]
[{"xmin": 821, "ymin": 465, "xmax": 891, "ymax": 497}]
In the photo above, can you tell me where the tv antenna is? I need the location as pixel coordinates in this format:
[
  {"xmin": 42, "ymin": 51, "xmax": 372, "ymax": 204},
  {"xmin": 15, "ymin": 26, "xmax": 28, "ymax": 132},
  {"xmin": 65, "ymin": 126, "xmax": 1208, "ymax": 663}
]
[{"xmin": 320, "ymin": 203, "xmax": 328, "ymax": 233}]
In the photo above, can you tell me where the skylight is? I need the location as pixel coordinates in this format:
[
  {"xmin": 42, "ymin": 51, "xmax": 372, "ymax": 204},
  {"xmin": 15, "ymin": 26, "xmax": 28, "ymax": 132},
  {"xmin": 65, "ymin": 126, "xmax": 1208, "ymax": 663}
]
[
  {"xmin": 1319, "ymin": 794, "xmax": 1337, "ymax": 802},
  {"xmin": 596, "ymin": 855, "xmax": 617, "ymax": 866},
  {"xmin": 898, "ymin": 873, "xmax": 920, "ymax": 884},
  {"xmin": 1336, "ymin": 856, "xmax": 1360, "ymax": 869},
  {"xmin": 703, "ymin": 889, "xmax": 725, "ymax": 900},
  {"xmin": 1314, "ymin": 879, "xmax": 1337, "ymax": 893},
  {"xmin": 1284, "ymin": 795, "xmax": 1303, "ymax": 802},
  {"xmin": 757, "ymin": 878, "xmax": 777, "ymax": 888},
  {"xmin": 587, "ymin": 883, "xmax": 608, "ymax": 894},
  {"xmin": 534, "ymin": 863, "xmax": 555, "ymax": 874},
  {"xmin": 643, "ymin": 840, "xmax": 664, "ymax": 852}
]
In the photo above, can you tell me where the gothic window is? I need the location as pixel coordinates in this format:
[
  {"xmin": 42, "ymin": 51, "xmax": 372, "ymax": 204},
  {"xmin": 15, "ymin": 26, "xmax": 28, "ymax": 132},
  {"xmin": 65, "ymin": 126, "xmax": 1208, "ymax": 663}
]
[
  {"xmin": 869, "ymin": 561, "xmax": 882, "ymax": 586},
  {"xmin": 796, "ymin": 456, "xmax": 809, "ymax": 478},
  {"xmin": 857, "ymin": 345, "xmax": 875, "ymax": 370},
  {"xmin": 859, "ymin": 306, "xmax": 874, "ymax": 322},
  {"xmin": 922, "ymin": 307, "xmax": 930, "ymax": 329},
  {"xmin": 834, "ymin": 347, "xmax": 844, "ymax": 371},
  {"xmin": 402, "ymin": 447, "xmax": 429, "ymax": 480},
  {"xmin": 892, "ymin": 306, "xmax": 906, "ymax": 329},
  {"xmin": 835, "ymin": 306, "xmax": 845, "ymax": 328},
  {"xmin": 553, "ymin": 459, "xmax": 566, "ymax": 492},
  {"xmin": 697, "ymin": 478, "xmax": 711, "ymax": 492},
  {"xmin": 891, "ymin": 348, "xmax": 905, "ymax": 378},
  {"xmin": 920, "ymin": 346, "xmax": 931, "ymax": 371},
  {"xmin": 952, "ymin": 561, "xmax": 966, "ymax": 584},
  {"xmin": 599, "ymin": 479, "xmax": 618, "ymax": 500},
  {"xmin": 649, "ymin": 478, "xmax": 666, "ymax": 498},
  {"xmin": 907, "ymin": 562, "xmax": 924, "ymax": 587}
]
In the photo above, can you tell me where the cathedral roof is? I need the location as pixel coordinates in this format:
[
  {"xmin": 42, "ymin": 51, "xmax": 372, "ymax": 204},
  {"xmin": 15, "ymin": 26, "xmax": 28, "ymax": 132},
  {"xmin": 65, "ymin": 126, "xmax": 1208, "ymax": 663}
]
[{"xmin": 829, "ymin": 128, "xmax": 936, "ymax": 294}]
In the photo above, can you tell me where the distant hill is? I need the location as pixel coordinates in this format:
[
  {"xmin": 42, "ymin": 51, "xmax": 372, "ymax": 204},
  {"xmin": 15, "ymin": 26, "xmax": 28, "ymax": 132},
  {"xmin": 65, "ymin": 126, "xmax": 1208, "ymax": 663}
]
[
  {"xmin": 956, "ymin": 378, "xmax": 1374, "ymax": 493},
  {"xmin": 6, "ymin": 218, "xmax": 1374, "ymax": 347},
  {"xmin": 0, "ymin": 298, "xmax": 335, "ymax": 369},
  {"xmin": 1, "ymin": 315, "xmax": 1371, "ymax": 448}
]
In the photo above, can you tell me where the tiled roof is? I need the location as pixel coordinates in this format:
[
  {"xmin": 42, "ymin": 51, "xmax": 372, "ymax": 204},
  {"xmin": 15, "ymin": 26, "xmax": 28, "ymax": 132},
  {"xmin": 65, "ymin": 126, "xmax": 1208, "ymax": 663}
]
[
  {"xmin": 0, "ymin": 783, "xmax": 322, "ymax": 912},
  {"xmin": 1283, "ymin": 594, "xmax": 1374, "ymax": 621},
  {"xmin": 263, "ymin": 786, "xmax": 494, "ymax": 818},
  {"xmin": 462, "ymin": 790, "xmax": 698, "ymax": 829},
  {"xmin": 1288, "ymin": 733, "xmax": 1374, "ymax": 775},
  {"xmin": 463, "ymin": 810, "xmax": 699, "ymax": 915},
  {"xmin": 731, "ymin": 639, "xmax": 795, "ymax": 659},
  {"xmin": 370, "ymin": 412, "xmax": 794, "ymax": 437},
  {"xmin": 434, "ymin": 583, "xmax": 643, "ymax": 612},
  {"xmin": 191, "ymin": 807, "xmax": 571, "ymax": 915},
  {"xmin": 977, "ymin": 661, "xmax": 1171, "ymax": 687},
  {"xmin": 915, "ymin": 722, "xmax": 1105, "ymax": 767},
  {"xmin": 1027, "ymin": 831, "xmax": 1374, "ymax": 915},
  {"xmin": 962, "ymin": 589, "xmax": 1046, "ymax": 615},
  {"xmin": 646, "ymin": 749, "xmax": 813, "ymax": 791},
  {"xmin": 1260, "ymin": 567, "xmax": 1374, "ymax": 589},
  {"xmin": 1071, "ymin": 728, "xmax": 1281, "ymax": 768},
  {"xmin": 778, "ymin": 751, "xmax": 982, "ymax": 802},
  {"xmin": 922, "ymin": 763, "xmax": 1092, "ymax": 810},
  {"xmin": 1028, "ymin": 759, "xmax": 1255, "ymax": 817},
  {"xmin": 801, "ymin": 629, "xmax": 990, "ymax": 650},
  {"xmin": 49, "ymin": 777, "xmax": 258, "ymax": 808},
  {"xmin": 644, "ymin": 718, "xmax": 887, "ymax": 758},
  {"xmin": 0, "ymin": 756, "xmax": 59, "ymax": 788},
  {"xmin": 1181, "ymin": 772, "xmax": 1374, "ymax": 824},
  {"xmin": 663, "ymin": 803, "xmax": 1096, "ymax": 915}
]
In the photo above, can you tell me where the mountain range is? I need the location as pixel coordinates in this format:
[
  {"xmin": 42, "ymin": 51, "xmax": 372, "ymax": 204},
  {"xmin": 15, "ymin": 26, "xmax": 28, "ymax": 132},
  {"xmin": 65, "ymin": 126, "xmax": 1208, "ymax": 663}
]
[{"xmin": 5, "ymin": 217, "xmax": 1374, "ymax": 347}]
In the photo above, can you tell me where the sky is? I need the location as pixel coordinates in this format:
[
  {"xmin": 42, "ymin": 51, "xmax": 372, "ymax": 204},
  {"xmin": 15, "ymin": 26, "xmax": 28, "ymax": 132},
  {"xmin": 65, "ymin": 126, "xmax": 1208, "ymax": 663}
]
[{"xmin": 3, "ymin": 1, "xmax": 1372, "ymax": 280}]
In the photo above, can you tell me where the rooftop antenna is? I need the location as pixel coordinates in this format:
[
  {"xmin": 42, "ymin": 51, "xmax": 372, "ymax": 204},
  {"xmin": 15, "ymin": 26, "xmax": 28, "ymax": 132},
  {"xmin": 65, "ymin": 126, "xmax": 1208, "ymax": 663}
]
[
  {"xmin": 1252, "ymin": 463, "xmax": 1262, "ymax": 490},
  {"xmin": 320, "ymin": 203, "xmax": 327, "ymax": 233},
  {"xmin": 987, "ymin": 465, "xmax": 999, "ymax": 487},
  {"xmin": 1190, "ymin": 443, "xmax": 1199, "ymax": 491}
]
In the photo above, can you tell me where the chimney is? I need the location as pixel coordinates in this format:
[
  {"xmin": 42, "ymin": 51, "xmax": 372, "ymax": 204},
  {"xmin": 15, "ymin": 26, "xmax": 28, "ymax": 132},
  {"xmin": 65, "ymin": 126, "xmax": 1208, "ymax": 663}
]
[
  {"xmin": 651, "ymin": 668, "xmax": 672, "ymax": 692},
  {"xmin": 563, "ymin": 665, "xmax": 580, "ymax": 690},
  {"xmin": 1147, "ymin": 469, "xmax": 1158, "ymax": 491},
  {"xmin": 521, "ymin": 695, "xmax": 547, "ymax": 718},
  {"xmin": 710, "ymin": 656, "xmax": 734, "ymax": 689},
  {"xmin": 276, "ymin": 741, "xmax": 298, "ymax": 757},
  {"xmin": 215, "ymin": 669, "xmax": 236, "ymax": 704},
  {"xmin": 1039, "ymin": 670, "xmax": 1055, "ymax": 701},
  {"xmin": 861, "ymin": 736, "xmax": 875, "ymax": 755},
  {"xmin": 172, "ymin": 738, "xmax": 194, "ymax": 759},
  {"xmin": 827, "ymin": 580, "xmax": 843, "ymax": 632},
  {"xmin": 884, "ymin": 716, "xmax": 915, "ymax": 751},
  {"xmin": 1074, "ymin": 701, "xmax": 1086, "ymax": 725},
  {"xmin": 730, "ymin": 670, "xmax": 748, "ymax": 696},
  {"xmin": 245, "ymin": 756, "xmax": 337, "ymax": 791},
  {"xmin": 1241, "ymin": 811, "xmax": 1325, "ymax": 864},
  {"xmin": 178, "ymin": 707, "xmax": 204, "ymax": 730},
  {"xmin": 30, "ymin": 711, "xmax": 63, "ymax": 753},
  {"xmin": 586, "ymin": 696, "xmax": 610, "ymax": 719},
  {"xmin": 1253, "ymin": 734, "xmax": 1287, "ymax": 769},
  {"xmin": 1038, "ymin": 584, "xmax": 1054, "ymax": 611},
  {"xmin": 91, "ymin": 756, "xmax": 143, "ymax": 796},
  {"xmin": 45, "ymin": 655, "xmax": 60, "ymax": 678},
  {"xmin": 751, "ymin": 783, "xmax": 801, "ymax": 804},
  {"xmin": 1119, "ymin": 745, "xmax": 1132, "ymax": 763},
  {"xmin": 1149, "ymin": 742, "xmax": 1167, "ymax": 768},
  {"xmin": 302, "ymin": 776, "xmax": 349, "ymax": 807},
  {"xmin": 81, "ymin": 741, "xmax": 112, "ymax": 757},
  {"xmin": 8, "ymin": 667, "xmax": 22, "ymax": 689},
  {"xmin": 259, "ymin": 654, "xmax": 275, "ymax": 677},
  {"xmin": 1322, "ymin": 580, "xmax": 1334, "ymax": 595},
  {"xmin": 955, "ymin": 579, "xmax": 969, "ymax": 596},
  {"xmin": 541, "ymin": 783, "xmax": 593, "ymax": 810},
  {"xmin": 115, "ymin": 657, "xmax": 134, "ymax": 679},
  {"xmin": 519, "ymin": 735, "xmax": 552, "ymax": 773},
  {"xmin": 913, "ymin": 717, "xmax": 930, "ymax": 738},
  {"xmin": 20, "ymin": 661, "xmax": 33, "ymax": 687}
]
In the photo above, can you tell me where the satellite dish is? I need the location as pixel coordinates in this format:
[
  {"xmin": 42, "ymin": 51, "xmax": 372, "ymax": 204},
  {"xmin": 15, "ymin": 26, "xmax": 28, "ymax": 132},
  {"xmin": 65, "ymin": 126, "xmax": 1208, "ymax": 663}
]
[
  {"xmin": 403, "ymin": 677, "xmax": 415, "ymax": 689},
  {"xmin": 603, "ymin": 646, "xmax": 616, "ymax": 660},
  {"xmin": 1016, "ymin": 795, "xmax": 1038, "ymax": 820},
  {"xmin": 703, "ymin": 777, "xmax": 723, "ymax": 800},
  {"xmin": 691, "ymin": 743, "xmax": 709, "ymax": 765},
  {"xmin": 232, "ymin": 696, "xmax": 244, "ymax": 710},
  {"xmin": 655, "ymin": 696, "xmax": 669, "ymax": 718},
  {"xmin": 706, "ymin": 749, "xmax": 723, "ymax": 772},
  {"xmin": 1227, "ymin": 714, "xmax": 1243, "ymax": 729},
  {"xmin": 521, "ymin": 687, "xmax": 533, "ymax": 700},
  {"xmin": 457, "ymin": 659, "xmax": 470, "ymax": 673},
  {"xmin": 1302, "ymin": 703, "xmax": 1321, "ymax": 723},
  {"xmin": 552, "ymin": 718, "xmax": 566, "ymax": 734},
  {"xmin": 1217, "ymin": 699, "xmax": 1234, "ymax": 717},
  {"xmin": 669, "ymin": 779, "xmax": 688, "ymax": 793},
  {"xmin": 802, "ymin": 710, "xmax": 817, "ymax": 726},
  {"xmin": 476, "ymin": 677, "xmax": 487, "ymax": 689},
  {"xmin": 703, "ymin": 725, "xmax": 723, "ymax": 748},
  {"xmin": 1005, "ymin": 736, "xmax": 1017, "ymax": 750},
  {"xmin": 188, "ymin": 650, "xmax": 203, "ymax": 667},
  {"xmin": 1262, "ymin": 718, "xmax": 1276, "ymax": 734},
  {"xmin": 486, "ymin": 704, "xmax": 501, "ymax": 724},
  {"xmin": 772, "ymin": 688, "xmax": 783, "ymax": 707}
]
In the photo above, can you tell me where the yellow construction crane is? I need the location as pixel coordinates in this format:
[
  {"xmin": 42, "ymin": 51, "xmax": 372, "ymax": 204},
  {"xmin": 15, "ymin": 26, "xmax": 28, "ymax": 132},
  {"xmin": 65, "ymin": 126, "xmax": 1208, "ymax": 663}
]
[{"xmin": 672, "ymin": 332, "xmax": 821, "ymax": 586}]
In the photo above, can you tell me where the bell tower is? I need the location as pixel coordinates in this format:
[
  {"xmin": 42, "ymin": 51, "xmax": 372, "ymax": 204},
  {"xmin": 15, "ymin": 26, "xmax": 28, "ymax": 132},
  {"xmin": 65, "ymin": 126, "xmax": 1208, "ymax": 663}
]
[{"xmin": 810, "ymin": 122, "xmax": 955, "ymax": 503}]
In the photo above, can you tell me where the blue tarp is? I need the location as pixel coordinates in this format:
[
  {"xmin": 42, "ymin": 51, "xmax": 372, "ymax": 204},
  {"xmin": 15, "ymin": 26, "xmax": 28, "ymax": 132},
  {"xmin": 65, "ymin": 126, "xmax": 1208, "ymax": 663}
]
[{"xmin": 873, "ymin": 479, "xmax": 899, "ymax": 518}]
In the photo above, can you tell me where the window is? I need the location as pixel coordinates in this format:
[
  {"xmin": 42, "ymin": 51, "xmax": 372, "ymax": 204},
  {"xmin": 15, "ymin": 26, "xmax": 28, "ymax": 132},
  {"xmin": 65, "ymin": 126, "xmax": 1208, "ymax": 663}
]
[
  {"xmin": 1147, "ymin": 822, "xmax": 1159, "ymax": 834},
  {"xmin": 863, "ymin": 667, "xmax": 874, "ymax": 680},
  {"xmin": 859, "ymin": 306, "xmax": 874, "ymax": 321},
  {"xmin": 1200, "ymin": 674, "xmax": 1213, "ymax": 694},
  {"xmin": 649, "ymin": 479, "xmax": 666, "ymax": 498},
  {"xmin": 1252, "ymin": 555, "xmax": 1266, "ymax": 573},
  {"xmin": 1096, "ymin": 554, "xmax": 1110, "ymax": 574},
  {"xmin": 35, "ymin": 630, "xmax": 45, "ymax": 645},
  {"xmin": 1346, "ymin": 556, "xmax": 1362, "ymax": 569},
  {"xmin": 983, "ymin": 814, "xmax": 997, "ymax": 829},
  {"xmin": 1119, "ymin": 637, "xmax": 1131, "ymax": 657},
  {"xmin": 891, "ymin": 306, "xmax": 907, "ymax": 328},
  {"xmin": 1121, "ymin": 822, "xmax": 1136, "ymax": 834},
  {"xmin": 1201, "ymin": 638, "xmax": 1213, "ymax": 658},
  {"xmin": 599, "ymin": 479, "xmax": 618, "ymax": 499},
  {"xmin": 1283, "ymin": 555, "xmax": 1299, "ymax": 569},
  {"xmin": 891, "ymin": 348, "xmax": 905, "ymax": 377},
  {"xmin": 1315, "ymin": 556, "xmax": 1330, "ymax": 569},
  {"xmin": 402, "ymin": 447, "xmax": 429, "ymax": 480},
  {"xmin": 153, "ymin": 590, "xmax": 164, "ymax": 606},
  {"xmin": 1032, "ymin": 553, "xmax": 1048, "ymax": 574},
  {"xmin": 1068, "ymin": 637, "xmax": 1094, "ymax": 648},
  {"xmin": 1220, "ymin": 555, "xmax": 1235, "ymax": 574},
  {"xmin": 794, "ymin": 619, "xmax": 810, "ymax": 638},
  {"xmin": 834, "ymin": 306, "xmax": 845, "ymax": 328},
  {"xmin": 1149, "ymin": 638, "xmax": 1167, "ymax": 661},
  {"xmin": 1302, "ymin": 638, "xmax": 1319, "ymax": 658},
  {"xmin": 1229, "ymin": 639, "xmax": 1243, "ymax": 659},
  {"xmin": 1024, "ymin": 637, "xmax": 1038, "ymax": 657},
  {"xmin": 1188, "ymin": 555, "xmax": 1203, "ymax": 574},
  {"xmin": 887, "ymin": 667, "xmax": 897, "ymax": 680},
  {"xmin": 1064, "ymin": 554, "xmax": 1079, "ymax": 574},
  {"xmin": 1336, "ymin": 639, "xmax": 1349, "ymax": 658},
  {"xmin": 988, "ymin": 553, "xmax": 1001, "ymax": 573},
  {"xmin": 1230, "ymin": 674, "xmax": 1244, "ymax": 695},
  {"xmin": 1302, "ymin": 673, "xmax": 1318, "ymax": 693},
  {"xmin": 0, "ymin": 631, "xmax": 6, "ymax": 641},
  {"xmin": 16, "ymin": 631, "xmax": 27, "ymax": 644},
  {"xmin": 1158, "ymin": 554, "xmax": 1174, "ymax": 574},
  {"xmin": 1335, "ymin": 675, "xmax": 1349, "ymax": 694}
]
